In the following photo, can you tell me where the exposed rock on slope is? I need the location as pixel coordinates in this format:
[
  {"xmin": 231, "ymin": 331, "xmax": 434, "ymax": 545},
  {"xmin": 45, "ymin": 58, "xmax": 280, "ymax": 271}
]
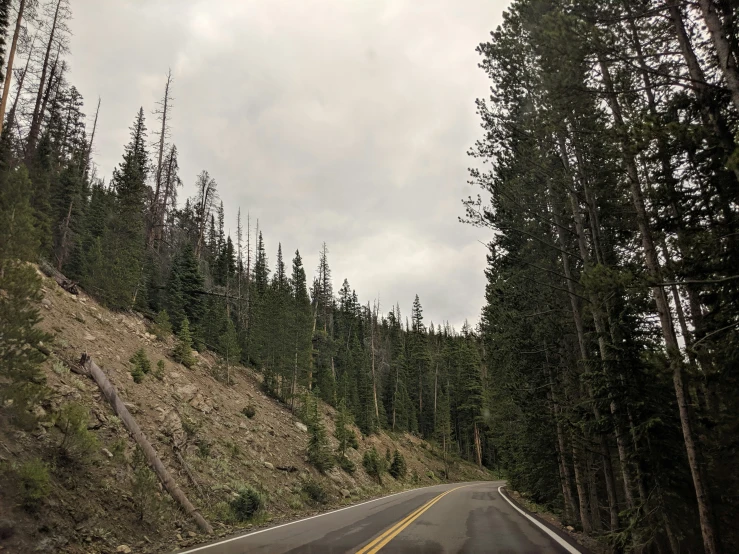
[{"xmin": 0, "ymin": 271, "xmax": 489, "ymax": 553}]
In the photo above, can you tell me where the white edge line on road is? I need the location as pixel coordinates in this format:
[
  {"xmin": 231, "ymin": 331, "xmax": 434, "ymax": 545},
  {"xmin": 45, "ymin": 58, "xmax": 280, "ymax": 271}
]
[
  {"xmin": 178, "ymin": 482, "xmax": 473, "ymax": 554},
  {"xmin": 497, "ymin": 486, "xmax": 582, "ymax": 554}
]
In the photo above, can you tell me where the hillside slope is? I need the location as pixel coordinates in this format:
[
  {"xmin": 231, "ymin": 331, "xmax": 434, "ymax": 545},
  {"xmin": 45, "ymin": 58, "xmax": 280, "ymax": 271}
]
[{"xmin": 0, "ymin": 270, "xmax": 489, "ymax": 553}]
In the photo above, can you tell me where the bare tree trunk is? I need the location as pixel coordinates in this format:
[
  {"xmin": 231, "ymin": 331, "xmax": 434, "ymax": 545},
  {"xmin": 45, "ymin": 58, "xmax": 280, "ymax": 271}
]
[
  {"xmin": 56, "ymin": 199, "xmax": 73, "ymax": 270},
  {"xmin": 6, "ymin": 33, "xmax": 36, "ymax": 134},
  {"xmin": 697, "ymin": 0, "xmax": 739, "ymax": 112},
  {"xmin": 547, "ymin": 363, "xmax": 578, "ymax": 523},
  {"xmin": 667, "ymin": 0, "xmax": 739, "ymax": 185},
  {"xmin": 84, "ymin": 97, "xmax": 101, "ymax": 178},
  {"xmin": 598, "ymin": 57, "xmax": 719, "ymax": 554},
  {"xmin": 28, "ymin": 0, "xmax": 62, "ymax": 153},
  {"xmin": 586, "ymin": 451, "xmax": 602, "ymax": 532},
  {"xmin": 149, "ymin": 70, "xmax": 173, "ymax": 247},
  {"xmin": 473, "ymin": 421, "xmax": 482, "ymax": 468},
  {"xmin": 76, "ymin": 354, "xmax": 213, "ymax": 535},
  {"xmin": 572, "ymin": 440, "xmax": 593, "ymax": 534},
  {"xmin": 548, "ymin": 179, "xmax": 620, "ymax": 530},
  {"xmin": 0, "ymin": 0, "xmax": 26, "ymax": 133},
  {"xmin": 291, "ymin": 347, "xmax": 298, "ymax": 413},
  {"xmin": 433, "ymin": 361, "xmax": 438, "ymax": 424},
  {"xmin": 559, "ymin": 133, "xmax": 637, "ymax": 511},
  {"xmin": 370, "ymin": 301, "xmax": 380, "ymax": 422},
  {"xmin": 36, "ymin": 50, "xmax": 62, "ymax": 138}
]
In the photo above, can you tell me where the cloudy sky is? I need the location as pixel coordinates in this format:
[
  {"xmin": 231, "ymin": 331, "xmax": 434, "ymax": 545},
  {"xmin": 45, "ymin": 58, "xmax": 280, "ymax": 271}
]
[{"xmin": 68, "ymin": 0, "xmax": 509, "ymax": 330}]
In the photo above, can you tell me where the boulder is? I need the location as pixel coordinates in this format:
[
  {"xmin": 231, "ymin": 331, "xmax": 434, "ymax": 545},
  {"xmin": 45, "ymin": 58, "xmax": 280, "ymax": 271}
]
[
  {"xmin": 326, "ymin": 468, "xmax": 343, "ymax": 484},
  {"xmin": 84, "ymin": 333, "xmax": 95, "ymax": 341},
  {"xmin": 295, "ymin": 422, "xmax": 308, "ymax": 433},
  {"xmin": 189, "ymin": 393, "xmax": 213, "ymax": 414},
  {"xmin": 41, "ymin": 298, "xmax": 52, "ymax": 309},
  {"xmin": 161, "ymin": 410, "xmax": 186, "ymax": 447},
  {"xmin": 340, "ymin": 489, "xmax": 351, "ymax": 498},
  {"xmin": 101, "ymin": 448, "xmax": 114, "ymax": 458},
  {"xmin": 175, "ymin": 383, "xmax": 198, "ymax": 401},
  {"xmin": 116, "ymin": 546, "xmax": 132, "ymax": 553},
  {"xmin": 263, "ymin": 461, "xmax": 274, "ymax": 470}
]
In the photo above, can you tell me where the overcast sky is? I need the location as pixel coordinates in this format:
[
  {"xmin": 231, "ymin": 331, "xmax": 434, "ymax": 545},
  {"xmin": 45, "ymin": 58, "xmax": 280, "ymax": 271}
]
[{"xmin": 68, "ymin": 0, "xmax": 508, "ymax": 330}]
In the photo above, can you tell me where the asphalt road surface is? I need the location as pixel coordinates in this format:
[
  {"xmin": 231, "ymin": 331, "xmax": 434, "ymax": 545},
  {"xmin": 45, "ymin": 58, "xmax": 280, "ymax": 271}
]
[{"xmin": 180, "ymin": 481, "xmax": 581, "ymax": 554}]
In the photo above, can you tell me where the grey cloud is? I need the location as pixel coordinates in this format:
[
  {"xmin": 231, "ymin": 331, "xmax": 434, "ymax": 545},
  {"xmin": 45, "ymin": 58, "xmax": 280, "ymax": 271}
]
[{"xmin": 69, "ymin": 0, "xmax": 508, "ymax": 329}]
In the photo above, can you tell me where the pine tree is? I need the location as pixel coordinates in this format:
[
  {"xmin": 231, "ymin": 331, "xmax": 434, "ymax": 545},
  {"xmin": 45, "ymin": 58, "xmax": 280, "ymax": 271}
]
[
  {"xmin": 86, "ymin": 108, "xmax": 149, "ymax": 309},
  {"xmin": 290, "ymin": 250, "xmax": 312, "ymax": 409},
  {"xmin": 305, "ymin": 392, "xmax": 333, "ymax": 472},
  {"xmin": 173, "ymin": 317, "xmax": 195, "ymax": 369},
  {"xmin": 0, "ymin": 167, "xmax": 49, "ymax": 427},
  {"xmin": 219, "ymin": 318, "xmax": 241, "ymax": 385}
]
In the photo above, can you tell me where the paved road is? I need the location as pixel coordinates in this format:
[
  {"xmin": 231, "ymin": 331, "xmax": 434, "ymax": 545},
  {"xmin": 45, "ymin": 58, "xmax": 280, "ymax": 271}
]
[{"xmin": 180, "ymin": 481, "xmax": 579, "ymax": 553}]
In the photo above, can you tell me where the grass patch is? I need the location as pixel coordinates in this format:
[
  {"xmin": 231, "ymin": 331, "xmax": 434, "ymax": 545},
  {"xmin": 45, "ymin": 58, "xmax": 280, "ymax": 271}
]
[
  {"xmin": 301, "ymin": 478, "xmax": 329, "ymax": 505},
  {"xmin": 16, "ymin": 458, "xmax": 51, "ymax": 511}
]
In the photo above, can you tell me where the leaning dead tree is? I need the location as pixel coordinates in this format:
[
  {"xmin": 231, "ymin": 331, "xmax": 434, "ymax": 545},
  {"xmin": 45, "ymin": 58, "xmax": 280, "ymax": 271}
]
[{"xmin": 75, "ymin": 353, "xmax": 213, "ymax": 535}]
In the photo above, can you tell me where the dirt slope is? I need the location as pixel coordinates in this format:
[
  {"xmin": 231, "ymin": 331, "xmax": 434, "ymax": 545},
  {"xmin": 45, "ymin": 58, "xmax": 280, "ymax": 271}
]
[{"xmin": 0, "ymin": 270, "xmax": 489, "ymax": 553}]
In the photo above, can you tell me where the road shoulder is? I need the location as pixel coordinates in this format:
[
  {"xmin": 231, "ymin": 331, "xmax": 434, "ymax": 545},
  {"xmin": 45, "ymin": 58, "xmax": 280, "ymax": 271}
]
[{"xmin": 498, "ymin": 486, "xmax": 598, "ymax": 554}]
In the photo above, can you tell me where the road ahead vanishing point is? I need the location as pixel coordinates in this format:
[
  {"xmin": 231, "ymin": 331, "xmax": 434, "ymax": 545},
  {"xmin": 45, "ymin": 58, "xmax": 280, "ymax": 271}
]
[{"xmin": 180, "ymin": 481, "xmax": 582, "ymax": 553}]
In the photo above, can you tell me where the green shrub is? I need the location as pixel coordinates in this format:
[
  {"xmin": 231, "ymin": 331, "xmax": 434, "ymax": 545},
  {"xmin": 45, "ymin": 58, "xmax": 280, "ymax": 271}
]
[
  {"xmin": 225, "ymin": 439, "xmax": 241, "ymax": 458},
  {"xmin": 363, "ymin": 447, "xmax": 386, "ymax": 484},
  {"xmin": 347, "ymin": 431, "xmax": 359, "ymax": 450},
  {"xmin": 131, "ymin": 448, "xmax": 160, "ymax": 521},
  {"xmin": 173, "ymin": 318, "xmax": 196, "ymax": 368},
  {"xmin": 411, "ymin": 469, "xmax": 420, "ymax": 484},
  {"xmin": 181, "ymin": 414, "xmax": 200, "ymax": 439},
  {"xmin": 230, "ymin": 485, "xmax": 264, "ymax": 521},
  {"xmin": 152, "ymin": 310, "xmax": 173, "ymax": 340},
  {"xmin": 57, "ymin": 402, "xmax": 98, "ymax": 462},
  {"xmin": 129, "ymin": 348, "xmax": 151, "ymax": 383},
  {"xmin": 241, "ymin": 405, "xmax": 256, "ymax": 419},
  {"xmin": 196, "ymin": 439, "xmax": 211, "ymax": 459},
  {"xmin": 110, "ymin": 437, "xmax": 127, "ymax": 462},
  {"xmin": 17, "ymin": 458, "xmax": 51, "ymax": 511},
  {"xmin": 389, "ymin": 450, "xmax": 407, "ymax": 480},
  {"xmin": 336, "ymin": 454, "xmax": 356, "ymax": 474},
  {"xmin": 301, "ymin": 478, "xmax": 329, "ymax": 505},
  {"xmin": 153, "ymin": 359, "xmax": 165, "ymax": 380}
]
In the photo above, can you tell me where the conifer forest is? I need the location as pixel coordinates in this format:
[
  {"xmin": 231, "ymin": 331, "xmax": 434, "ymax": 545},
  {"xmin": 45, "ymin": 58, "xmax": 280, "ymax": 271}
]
[{"xmin": 0, "ymin": 0, "xmax": 738, "ymax": 552}]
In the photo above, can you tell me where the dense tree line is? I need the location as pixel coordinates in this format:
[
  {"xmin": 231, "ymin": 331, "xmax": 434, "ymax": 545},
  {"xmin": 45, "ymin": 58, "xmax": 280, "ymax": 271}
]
[
  {"xmin": 466, "ymin": 0, "xmax": 738, "ymax": 552},
  {"xmin": 0, "ymin": 0, "xmax": 493, "ymax": 483}
]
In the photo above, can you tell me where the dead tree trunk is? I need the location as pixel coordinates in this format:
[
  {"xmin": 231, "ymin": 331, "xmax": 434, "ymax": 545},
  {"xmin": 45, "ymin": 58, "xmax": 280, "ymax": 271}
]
[
  {"xmin": 572, "ymin": 440, "xmax": 593, "ymax": 534},
  {"xmin": 149, "ymin": 70, "xmax": 173, "ymax": 247},
  {"xmin": 667, "ymin": 0, "xmax": 739, "ymax": 185},
  {"xmin": 28, "ymin": 0, "xmax": 62, "ymax": 153},
  {"xmin": 76, "ymin": 354, "xmax": 213, "ymax": 535},
  {"xmin": 697, "ymin": 0, "xmax": 739, "ymax": 113},
  {"xmin": 0, "ymin": 0, "xmax": 26, "ymax": 133},
  {"xmin": 84, "ymin": 97, "xmax": 101, "ymax": 178},
  {"xmin": 370, "ymin": 301, "xmax": 380, "ymax": 423},
  {"xmin": 6, "ymin": 33, "xmax": 36, "ymax": 133}
]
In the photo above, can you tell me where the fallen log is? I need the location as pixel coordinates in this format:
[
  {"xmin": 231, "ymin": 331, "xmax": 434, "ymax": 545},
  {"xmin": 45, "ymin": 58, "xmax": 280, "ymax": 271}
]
[
  {"xmin": 76, "ymin": 353, "xmax": 213, "ymax": 535},
  {"xmin": 38, "ymin": 260, "xmax": 79, "ymax": 295}
]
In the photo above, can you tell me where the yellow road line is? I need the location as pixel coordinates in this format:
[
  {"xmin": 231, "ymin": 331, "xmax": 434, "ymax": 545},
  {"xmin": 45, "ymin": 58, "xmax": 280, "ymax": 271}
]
[{"xmin": 355, "ymin": 485, "xmax": 469, "ymax": 554}]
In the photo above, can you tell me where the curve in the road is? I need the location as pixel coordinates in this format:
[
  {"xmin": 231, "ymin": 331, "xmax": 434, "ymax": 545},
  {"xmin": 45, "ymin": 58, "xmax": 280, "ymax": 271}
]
[{"xmin": 178, "ymin": 481, "xmax": 584, "ymax": 553}]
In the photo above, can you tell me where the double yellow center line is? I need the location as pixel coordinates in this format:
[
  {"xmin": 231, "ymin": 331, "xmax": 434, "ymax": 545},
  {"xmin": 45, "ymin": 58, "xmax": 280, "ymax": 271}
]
[{"xmin": 355, "ymin": 485, "xmax": 469, "ymax": 554}]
